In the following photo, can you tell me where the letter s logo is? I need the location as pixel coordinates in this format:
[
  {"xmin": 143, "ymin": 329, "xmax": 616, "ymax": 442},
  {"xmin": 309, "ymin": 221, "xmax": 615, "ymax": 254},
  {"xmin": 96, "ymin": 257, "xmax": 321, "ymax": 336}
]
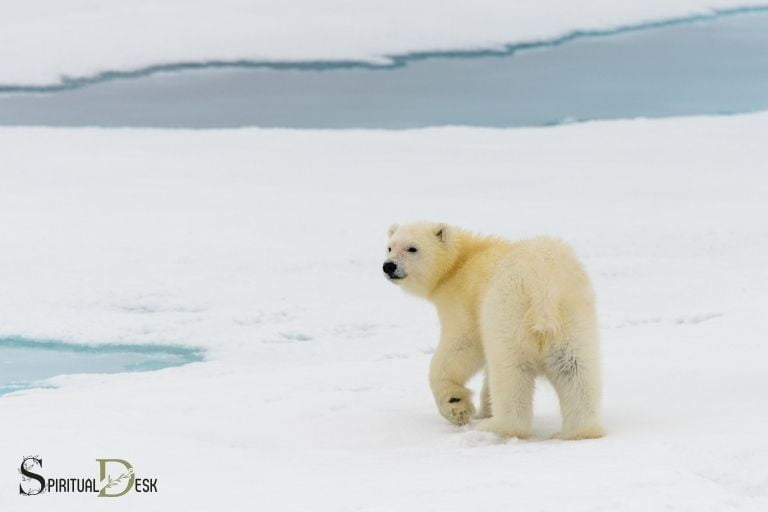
[{"xmin": 19, "ymin": 456, "xmax": 45, "ymax": 496}]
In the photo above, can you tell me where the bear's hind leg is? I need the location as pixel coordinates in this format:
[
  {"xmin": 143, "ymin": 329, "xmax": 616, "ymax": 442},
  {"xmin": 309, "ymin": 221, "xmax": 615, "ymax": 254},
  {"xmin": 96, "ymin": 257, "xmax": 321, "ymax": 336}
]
[
  {"xmin": 476, "ymin": 295, "xmax": 537, "ymax": 438},
  {"xmin": 475, "ymin": 357, "xmax": 536, "ymax": 438},
  {"xmin": 545, "ymin": 339, "xmax": 604, "ymax": 440}
]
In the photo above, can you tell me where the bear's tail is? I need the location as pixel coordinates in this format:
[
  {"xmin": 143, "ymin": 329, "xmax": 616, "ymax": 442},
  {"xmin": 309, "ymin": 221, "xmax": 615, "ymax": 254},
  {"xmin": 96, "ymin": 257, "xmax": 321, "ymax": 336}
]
[{"xmin": 524, "ymin": 292, "xmax": 563, "ymax": 347}]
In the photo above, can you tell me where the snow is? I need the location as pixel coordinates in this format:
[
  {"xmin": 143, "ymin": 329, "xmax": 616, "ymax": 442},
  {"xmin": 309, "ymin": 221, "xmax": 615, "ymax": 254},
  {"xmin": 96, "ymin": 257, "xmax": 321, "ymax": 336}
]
[
  {"xmin": 1, "ymin": 113, "xmax": 767, "ymax": 510},
  {"xmin": 1, "ymin": 0, "xmax": 767, "ymax": 86}
]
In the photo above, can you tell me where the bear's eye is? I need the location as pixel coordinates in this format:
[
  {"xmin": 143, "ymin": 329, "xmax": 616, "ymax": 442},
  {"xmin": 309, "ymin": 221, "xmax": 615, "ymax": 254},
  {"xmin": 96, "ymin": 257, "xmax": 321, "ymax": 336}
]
[
  {"xmin": 407, "ymin": 247, "xmax": 418, "ymax": 253},
  {"xmin": 387, "ymin": 247, "xmax": 392, "ymax": 253}
]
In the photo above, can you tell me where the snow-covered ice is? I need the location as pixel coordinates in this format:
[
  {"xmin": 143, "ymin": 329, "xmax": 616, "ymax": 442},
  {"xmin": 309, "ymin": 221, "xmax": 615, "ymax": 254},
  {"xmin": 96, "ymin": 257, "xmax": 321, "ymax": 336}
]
[
  {"xmin": 1, "ymin": 0, "xmax": 768, "ymax": 86},
  {"xmin": 1, "ymin": 113, "xmax": 767, "ymax": 510}
]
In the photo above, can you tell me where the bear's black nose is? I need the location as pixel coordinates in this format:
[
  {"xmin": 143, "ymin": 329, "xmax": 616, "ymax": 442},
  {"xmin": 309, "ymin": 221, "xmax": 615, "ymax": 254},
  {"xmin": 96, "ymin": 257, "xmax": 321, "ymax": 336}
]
[{"xmin": 382, "ymin": 261, "xmax": 397, "ymax": 276}]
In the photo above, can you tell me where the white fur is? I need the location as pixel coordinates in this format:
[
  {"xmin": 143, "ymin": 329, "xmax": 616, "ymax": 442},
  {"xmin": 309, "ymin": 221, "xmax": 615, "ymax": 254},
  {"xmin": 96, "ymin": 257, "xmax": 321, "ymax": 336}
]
[{"xmin": 384, "ymin": 222, "xmax": 604, "ymax": 440}]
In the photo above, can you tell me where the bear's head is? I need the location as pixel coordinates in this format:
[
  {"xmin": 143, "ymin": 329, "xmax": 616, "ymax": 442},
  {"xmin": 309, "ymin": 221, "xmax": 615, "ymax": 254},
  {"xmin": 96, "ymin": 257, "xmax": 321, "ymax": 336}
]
[{"xmin": 383, "ymin": 222, "xmax": 456, "ymax": 297}]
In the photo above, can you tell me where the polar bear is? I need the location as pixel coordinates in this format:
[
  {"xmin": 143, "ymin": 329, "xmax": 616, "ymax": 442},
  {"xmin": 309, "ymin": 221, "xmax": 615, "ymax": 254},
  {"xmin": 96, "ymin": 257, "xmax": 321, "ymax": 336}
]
[{"xmin": 383, "ymin": 222, "xmax": 603, "ymax": 440}]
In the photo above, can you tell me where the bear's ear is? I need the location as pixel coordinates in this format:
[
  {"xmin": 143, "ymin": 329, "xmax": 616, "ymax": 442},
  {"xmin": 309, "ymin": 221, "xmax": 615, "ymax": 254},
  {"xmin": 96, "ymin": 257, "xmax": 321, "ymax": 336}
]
[
  {"xmin": 433, "ymin": 223, "xmax": 449, "ymax": 242},
  {"xmin": 387, "ymin": 224, "xmax": 399, "ymax": 237}
]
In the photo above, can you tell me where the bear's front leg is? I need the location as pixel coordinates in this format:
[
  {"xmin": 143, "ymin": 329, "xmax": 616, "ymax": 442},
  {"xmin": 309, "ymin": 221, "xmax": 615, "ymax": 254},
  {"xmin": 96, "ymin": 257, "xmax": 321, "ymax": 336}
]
[
  {"xmin": 429, "ymin": 335, "xmax": 484, "ymax": 426},
  {"xmin": 475, "ymin": 371, "xmax": 492, "ymax": 419},
  {"xmin": 432, "ymin": 380, "xmax": 476, "ymax": 426}
]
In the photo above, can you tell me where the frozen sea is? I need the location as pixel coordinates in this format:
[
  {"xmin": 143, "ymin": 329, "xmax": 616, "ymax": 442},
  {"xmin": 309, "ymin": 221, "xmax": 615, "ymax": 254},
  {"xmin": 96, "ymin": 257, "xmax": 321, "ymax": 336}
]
[{"xmin": 1, "ymin": 9, "xmax": 768, "ymax": 127}]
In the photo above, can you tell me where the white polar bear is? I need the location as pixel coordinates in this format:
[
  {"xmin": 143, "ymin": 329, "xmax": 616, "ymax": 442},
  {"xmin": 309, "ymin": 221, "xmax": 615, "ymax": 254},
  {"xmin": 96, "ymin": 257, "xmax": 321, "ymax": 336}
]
[{"xmin": 383, "ymin": 222, "xmax": 604, "ymax": 440}]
